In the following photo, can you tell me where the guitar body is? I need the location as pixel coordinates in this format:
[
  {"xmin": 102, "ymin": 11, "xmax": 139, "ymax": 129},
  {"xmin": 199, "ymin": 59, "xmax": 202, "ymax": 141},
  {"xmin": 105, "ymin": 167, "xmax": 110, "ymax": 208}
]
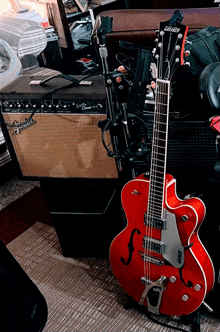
[
  {"xmin": 110, "ymin": 11, "xmax": 215, "ymax": 317},
  {"xmin": 110, "ymin": 173, "xmax": 215, "ymax": 316}
]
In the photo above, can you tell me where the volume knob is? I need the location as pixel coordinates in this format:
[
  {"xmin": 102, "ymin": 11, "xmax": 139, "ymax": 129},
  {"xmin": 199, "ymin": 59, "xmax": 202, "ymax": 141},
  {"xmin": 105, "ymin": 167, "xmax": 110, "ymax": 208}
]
[{"xmin": 182, "ymin": 295, "xmax": 189, "ymax": 302}]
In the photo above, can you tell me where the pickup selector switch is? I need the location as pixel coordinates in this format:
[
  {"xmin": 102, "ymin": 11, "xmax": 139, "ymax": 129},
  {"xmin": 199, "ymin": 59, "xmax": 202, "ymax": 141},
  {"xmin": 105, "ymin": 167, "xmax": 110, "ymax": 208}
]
[{"xmin": 182, "ymin": 215, "xmax": 189, "ymax": 222}]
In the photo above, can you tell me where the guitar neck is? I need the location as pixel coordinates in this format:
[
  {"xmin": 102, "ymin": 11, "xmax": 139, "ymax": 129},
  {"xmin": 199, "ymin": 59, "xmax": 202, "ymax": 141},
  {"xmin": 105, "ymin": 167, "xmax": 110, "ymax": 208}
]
[{"xmin": 148, "ymin": 79, "xmax": 170, "ymax": 219}]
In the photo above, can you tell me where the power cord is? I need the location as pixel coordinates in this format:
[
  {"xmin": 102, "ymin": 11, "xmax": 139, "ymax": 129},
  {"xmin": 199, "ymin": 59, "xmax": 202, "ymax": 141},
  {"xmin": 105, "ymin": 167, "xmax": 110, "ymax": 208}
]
[{"xmin": 0, "ymin": 72, "xmax": 102, "ymax": 130}]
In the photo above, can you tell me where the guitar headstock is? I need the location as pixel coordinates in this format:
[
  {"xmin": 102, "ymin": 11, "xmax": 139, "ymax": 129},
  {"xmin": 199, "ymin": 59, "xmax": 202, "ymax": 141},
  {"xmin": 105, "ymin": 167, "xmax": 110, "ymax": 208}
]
[{"xmin": 153, "ymin": 10, "xmax": 188, "ymax": 81}]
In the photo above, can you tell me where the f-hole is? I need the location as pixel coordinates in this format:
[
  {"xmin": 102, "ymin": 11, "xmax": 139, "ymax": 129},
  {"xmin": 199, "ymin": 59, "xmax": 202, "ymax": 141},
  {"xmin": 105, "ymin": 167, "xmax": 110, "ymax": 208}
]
[{"xmin": 120, "ymin": 228, "xmax": 141, "ymax": 266}]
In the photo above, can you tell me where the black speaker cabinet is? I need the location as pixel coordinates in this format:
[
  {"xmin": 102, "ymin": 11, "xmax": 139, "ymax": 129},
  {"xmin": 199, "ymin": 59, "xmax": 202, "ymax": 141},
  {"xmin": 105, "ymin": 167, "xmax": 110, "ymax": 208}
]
[
  {"xmin": 0, "ymin": 74, "xmax": 118, "ymax": 180},
  {"xmin": 41, "ymin": 179, "xmax": 125, "ymax": 258},
  {"xmin": 145, "ymin": 118, "xmax": 219, "ymax": 196}
]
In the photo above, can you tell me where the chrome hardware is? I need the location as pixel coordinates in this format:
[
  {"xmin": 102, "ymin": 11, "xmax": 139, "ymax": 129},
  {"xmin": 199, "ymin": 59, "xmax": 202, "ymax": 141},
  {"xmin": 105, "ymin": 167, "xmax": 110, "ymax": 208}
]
[
  {"xmin": 144, "ymin": 215, "xmax": 166, "ymax": 230},
  {"xmin": 12, "ymin": 119, "xmax": 37, "ymax": 135},
  {"xmin": 143, "ymin": 237, "xmax": 165, "ymax": 254},
  {"xmin": 202, "ymin": 301, "xmax": 214, "ymax": 313},
  {"xmin": 182, "ymin": 215, "xmax": 189, "ymax": 222},
  {"xmin": 182, "ymin": 294, "xmax": 189, "ymax": 301},
  {"xmin": 139, "ymin": 252, "xmax": 165, "ymax": 266},
  {"xmin": 169, "ymin": 276, "xmax": 177, "ymax": 283},
  {"xmin": 140, "ymin": 277, "xmax": 151, "ymax": 284},
  {"xmin": 139, "ymin": 276, "xmax": 167, "ymax": 314},
  {"xmin": 194, "ymin": 284, "xmax": 201, "ymax": 291},
  {"xmin": 131, "ymin": 190, "xmax": 139, "ymax": 195}
]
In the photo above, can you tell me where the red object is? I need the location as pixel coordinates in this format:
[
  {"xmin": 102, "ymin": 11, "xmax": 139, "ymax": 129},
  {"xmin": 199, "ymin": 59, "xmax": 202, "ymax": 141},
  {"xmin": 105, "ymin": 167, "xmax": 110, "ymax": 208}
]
[
  {"xmin": 77, "ymin": 58, "xmax": 92, "ymax": 63},
  {"xmin": 110, "ymin": 14, "xmax": 214, "ymax": 317},
  {"xmin": 110, "ymin": 173, "xmax": 215, "ymax": 316},
  {"xmin": 210, "ymin": 115, "xmax": 220, "ymax": 133},
  {"xmin": 40, "ymin": 21, "xmax": 50, "ymax": 29},
  {"xmin": 116, "ymin": 76, "xmax": 122, "ymax": 83}
]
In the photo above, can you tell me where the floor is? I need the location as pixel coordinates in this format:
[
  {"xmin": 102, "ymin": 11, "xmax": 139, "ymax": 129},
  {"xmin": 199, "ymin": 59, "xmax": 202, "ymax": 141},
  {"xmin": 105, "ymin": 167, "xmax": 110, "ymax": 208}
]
[{"xmin": 0, "ymin": 174, "xmax": 40, "ymax": 211}]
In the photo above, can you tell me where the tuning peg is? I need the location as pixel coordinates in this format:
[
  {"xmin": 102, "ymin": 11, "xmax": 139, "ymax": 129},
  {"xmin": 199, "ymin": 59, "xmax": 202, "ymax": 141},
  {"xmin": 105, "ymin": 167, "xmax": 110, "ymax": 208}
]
[
  {"xmin": 184, "ymin": 62, "xmax": 191, "ymax": 66},
  {"xmin": 185, "ymin": 39, "xmax": 192, "ymax": 45},
  {"xmin": 184, "ymin": 50, "xmax": 191, "ymax": 56},
  {"xmin": 155, "ymin": 29, "xmax": 159, "ymax": 35}
]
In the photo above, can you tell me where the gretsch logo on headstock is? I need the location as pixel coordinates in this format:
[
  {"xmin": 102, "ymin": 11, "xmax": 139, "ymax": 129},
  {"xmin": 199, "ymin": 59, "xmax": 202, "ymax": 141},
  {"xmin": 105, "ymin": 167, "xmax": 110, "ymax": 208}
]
[{"xmin": 164, "ymin": 26, "xmax": 180, "ymax": 33}]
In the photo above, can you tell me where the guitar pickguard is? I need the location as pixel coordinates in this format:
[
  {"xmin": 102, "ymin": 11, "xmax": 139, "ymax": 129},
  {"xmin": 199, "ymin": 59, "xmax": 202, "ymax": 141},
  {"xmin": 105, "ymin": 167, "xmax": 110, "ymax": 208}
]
[{"xmin": 161, "ymin": 209, "xmax": 184, "ymax": 268}]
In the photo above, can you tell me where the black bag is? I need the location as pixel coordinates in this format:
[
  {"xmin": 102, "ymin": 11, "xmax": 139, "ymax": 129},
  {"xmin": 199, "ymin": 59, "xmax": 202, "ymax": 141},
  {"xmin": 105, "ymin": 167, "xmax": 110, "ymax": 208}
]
[
  {"xmin": 199, "ymin": 62, "xmax": 220, "ymax": 109},
  {"xmin": 170, "ymin": 26, "xmax": 220, "ymax": 119},
  {"xmin": 0, "ymin": 241, "xmax": 48, "ymax": 332},
  {"xmin": 184, "ymin": 25, "xmax": 220, "ymax": 79}
]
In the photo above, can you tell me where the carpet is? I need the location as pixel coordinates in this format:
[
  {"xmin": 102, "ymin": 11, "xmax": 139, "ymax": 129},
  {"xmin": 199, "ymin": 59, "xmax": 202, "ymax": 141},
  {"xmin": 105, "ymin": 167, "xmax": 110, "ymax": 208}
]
[{"xmin": 6, "ymin": 222, "xmax": 220, "ymax": 332}]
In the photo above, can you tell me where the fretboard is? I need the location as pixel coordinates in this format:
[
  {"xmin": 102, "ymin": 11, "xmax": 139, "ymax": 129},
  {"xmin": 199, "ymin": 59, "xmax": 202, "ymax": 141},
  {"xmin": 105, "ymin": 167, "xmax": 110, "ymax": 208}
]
[{"xmin": 148, "ymin": 79, "xmax": 170, "ymax": 219}]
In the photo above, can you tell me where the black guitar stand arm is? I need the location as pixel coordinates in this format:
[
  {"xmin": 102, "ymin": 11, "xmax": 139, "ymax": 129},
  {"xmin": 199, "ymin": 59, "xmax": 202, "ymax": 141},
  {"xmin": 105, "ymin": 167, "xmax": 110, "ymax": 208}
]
[{"xmin": 124, "ymin": 296, "xmax": 202, "ymax": 332}]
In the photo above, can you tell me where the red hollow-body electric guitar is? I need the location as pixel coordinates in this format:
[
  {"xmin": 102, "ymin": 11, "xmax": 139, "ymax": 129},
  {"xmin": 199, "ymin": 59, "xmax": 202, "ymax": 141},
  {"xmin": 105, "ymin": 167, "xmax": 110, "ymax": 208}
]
[{"xmin": 110, "ymin": 11, "xmax": 215, "ymax": 316}]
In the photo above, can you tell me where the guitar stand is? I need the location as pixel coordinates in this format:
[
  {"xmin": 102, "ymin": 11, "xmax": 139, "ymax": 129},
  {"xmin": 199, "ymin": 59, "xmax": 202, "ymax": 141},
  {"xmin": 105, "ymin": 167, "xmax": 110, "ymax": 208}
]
[
  {"xmin": 124, "ymin": 296, "xmax": 201, "ymax": 332},
  {"xmin": 181, "ymin": 310, "xmax": 201, "ymax": 332}
]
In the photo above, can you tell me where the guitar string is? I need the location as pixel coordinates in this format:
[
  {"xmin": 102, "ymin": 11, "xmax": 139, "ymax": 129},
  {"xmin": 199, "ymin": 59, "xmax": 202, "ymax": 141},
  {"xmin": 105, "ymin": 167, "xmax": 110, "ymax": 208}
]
[
  {"xmin": 165, "ymin": 36, "xmax": 179, "ymax": 80},
  {"xmin": 144, "ymin": 37, "xmax": 164, "ymax": 285},
  {"xmin": 142, "ymin": 26, "xmax": 187, "ymax": 309},
  {"xmin": 145, "ymin": 29, "xmax": 173, "ymax": 286},
  {"xmin": 144, "ymin": 29, "xmax": 176, "ymax": 286},
  {"xmin": 144, "ymin": 61, "xmax": 158, "ymax": 284}
]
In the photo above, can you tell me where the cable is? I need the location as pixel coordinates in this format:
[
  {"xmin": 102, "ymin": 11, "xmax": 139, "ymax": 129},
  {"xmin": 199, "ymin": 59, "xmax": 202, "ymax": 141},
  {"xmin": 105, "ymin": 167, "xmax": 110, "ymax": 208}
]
[
  {"xmin": 100, "ymin": 112, "xmax": 150, "ymax": 165},
  {"xmin": 115, "ymin": 53, "xmax": 136, "ymax": 74},
  {"xmin": 145, "ymin": 311, "xmax": 189, "ymax": 332},
  {"xmin": 0, "ymin": 73, "xmax": 103, "ymax": 129}
]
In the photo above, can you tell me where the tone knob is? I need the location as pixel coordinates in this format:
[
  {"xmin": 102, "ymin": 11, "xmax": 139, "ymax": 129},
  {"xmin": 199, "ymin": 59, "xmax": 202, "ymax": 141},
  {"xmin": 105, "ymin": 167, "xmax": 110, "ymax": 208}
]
[
  {"xmin": 182, "ymin": 295, "xmax": 189, "ymax": 301},
  {"xmin": 194, "ymin": 284, "xmax": 201, "ymax": 291},
  {"xmin": 169, "ymin": 276, "xmax": 177, "ymax": 283}
]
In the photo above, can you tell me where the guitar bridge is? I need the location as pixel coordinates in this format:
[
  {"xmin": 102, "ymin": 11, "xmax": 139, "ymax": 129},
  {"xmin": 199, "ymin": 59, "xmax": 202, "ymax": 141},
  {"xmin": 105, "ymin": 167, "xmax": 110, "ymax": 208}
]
[
  {"xmin": 139, "ymin": 251, "xmax": 165, "ymax": 266},
  {"xmin": 139, "ymin": 276, "xmax": 167, "ymax": 314}
]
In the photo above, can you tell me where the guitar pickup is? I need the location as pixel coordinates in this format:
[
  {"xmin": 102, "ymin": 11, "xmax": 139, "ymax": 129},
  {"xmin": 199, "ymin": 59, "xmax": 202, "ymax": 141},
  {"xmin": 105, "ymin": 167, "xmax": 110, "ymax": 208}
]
[
  {"xmin": 144, "ymin": 214, "xmax": 166, "ymax": 230},
  {"xmin": 143, "ymin": 237, "xmax": 166, "ymax": 254}
]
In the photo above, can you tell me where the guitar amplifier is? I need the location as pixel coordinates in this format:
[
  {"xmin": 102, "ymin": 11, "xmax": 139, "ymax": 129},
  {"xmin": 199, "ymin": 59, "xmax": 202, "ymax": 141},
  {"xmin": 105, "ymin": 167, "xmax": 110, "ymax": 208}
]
[{"xmin": 0, "ymin": 74, "xmax": 118, "ymax": 179}]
